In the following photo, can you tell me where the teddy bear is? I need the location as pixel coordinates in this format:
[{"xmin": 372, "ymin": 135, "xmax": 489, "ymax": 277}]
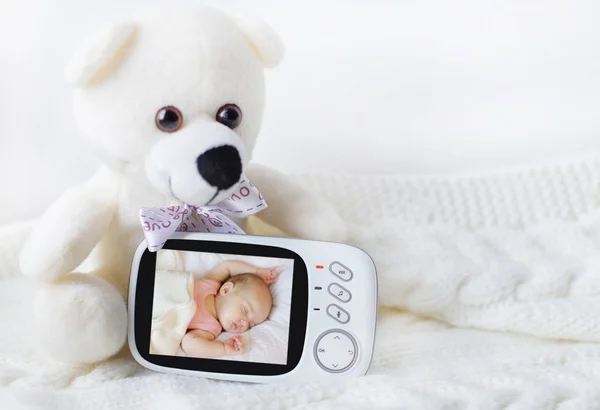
[{"xmin": 18, "ymin": 5, "xmax": 347, "ymax": 365}]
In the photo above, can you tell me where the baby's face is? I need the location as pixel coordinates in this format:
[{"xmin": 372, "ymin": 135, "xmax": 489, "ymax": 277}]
[{"xmin": 216, "ymin": 279, "xmax": 273, "ymax": 333}]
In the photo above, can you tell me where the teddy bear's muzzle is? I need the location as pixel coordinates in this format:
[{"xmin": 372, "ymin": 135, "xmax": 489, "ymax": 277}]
[
  {"xmin": 196, "ymin": 145, "xmax": 242, "ymax": 191},
  {"xmin": 145, "ymin": 120, "xmax": 248, "ymax": 205}
]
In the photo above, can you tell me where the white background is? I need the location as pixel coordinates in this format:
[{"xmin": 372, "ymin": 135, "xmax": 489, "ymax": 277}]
[{"xmin": 2, "ymin": 0, "xmax": 600, "ymax": 224}]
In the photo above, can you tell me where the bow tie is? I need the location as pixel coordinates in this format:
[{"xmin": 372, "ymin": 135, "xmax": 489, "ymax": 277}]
[{"xmin": 139, "ymin": 177, "xmax": 266, "ymax": 251}]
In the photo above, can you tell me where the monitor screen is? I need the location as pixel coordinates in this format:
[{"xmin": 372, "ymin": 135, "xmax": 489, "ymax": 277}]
[
  {"xmin": 132, "ymin": 239, "xmax": 308, "ymax": 376},
  {"xmin": 151, "ymin": 249, "xmax": 294, "ymax": 365}
]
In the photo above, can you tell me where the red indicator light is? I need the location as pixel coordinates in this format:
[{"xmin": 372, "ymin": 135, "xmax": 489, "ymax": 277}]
[{"xmin": 316, "ymin": 265, "xmax": 324, "ymax": 269}]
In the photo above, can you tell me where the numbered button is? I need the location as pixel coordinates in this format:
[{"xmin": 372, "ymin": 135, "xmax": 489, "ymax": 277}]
[
  {"xmin": 314, "ymin": 330, "xmax": 358, "ymax": 372},
  {"xmin": 329, "ymin": 262, "xmax": 353, "ymax": 281},
  {"xmin": 328, "ymin": 283, "xmax": 352, "ymax": 303},
  {"xmin": 327, "ymin": 304, "xmax": 350, "ymax": 324}
]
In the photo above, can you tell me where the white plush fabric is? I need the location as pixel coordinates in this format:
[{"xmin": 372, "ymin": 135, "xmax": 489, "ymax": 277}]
[{"xmin": 4, "ymin": 155, "xmax": 600, "ymax": 408}]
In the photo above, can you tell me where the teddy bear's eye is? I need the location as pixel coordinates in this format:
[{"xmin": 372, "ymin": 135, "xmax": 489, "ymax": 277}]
[
  {"xmin": 215, "ymin": 104, "xmax": 242, "ymax": 129},
  {"xmin": 155, "ymin": 106, "xmax": 183, "ymax": 132}
]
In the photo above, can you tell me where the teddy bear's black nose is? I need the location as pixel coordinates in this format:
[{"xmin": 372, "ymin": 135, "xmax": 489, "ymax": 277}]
[{"xmin": 196, "ymin": 145, "xmax": 242, "ymax": 190}]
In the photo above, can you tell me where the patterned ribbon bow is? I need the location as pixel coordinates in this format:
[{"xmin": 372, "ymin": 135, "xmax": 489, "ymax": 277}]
[{"xmin": 139, "ymin": 178, "xmax": 266, "ymax": 252}]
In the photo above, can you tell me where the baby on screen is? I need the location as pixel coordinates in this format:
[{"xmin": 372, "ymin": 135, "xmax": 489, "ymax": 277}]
[{"xmin": 181, "ymin": 260, "xmax": 282, "ymax": 358}]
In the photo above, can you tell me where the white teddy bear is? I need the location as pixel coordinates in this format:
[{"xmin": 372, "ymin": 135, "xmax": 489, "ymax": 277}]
[{"xmin": 19, "ymin": 5, "xmax": 346, "ymax": 365}]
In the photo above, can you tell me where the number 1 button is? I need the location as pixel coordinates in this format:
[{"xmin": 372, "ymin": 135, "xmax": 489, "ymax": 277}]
[{"xmin": 329, "ymin": 262, "xmax": 353, "ymax": 281}]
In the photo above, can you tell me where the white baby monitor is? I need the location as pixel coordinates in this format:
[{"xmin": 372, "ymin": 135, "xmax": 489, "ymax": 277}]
[{"xmin": 128, "ymin": 232, "xmax": 378, "ymax": 383}]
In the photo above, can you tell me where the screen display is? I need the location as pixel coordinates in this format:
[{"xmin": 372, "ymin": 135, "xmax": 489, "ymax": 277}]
[
  {"xmin": 150, "ymin": 249, "xmax": 294, "ymax": 365},
  {"xmin": 133, "ymin": 239, "xmax": 308, "ymax": 376}
]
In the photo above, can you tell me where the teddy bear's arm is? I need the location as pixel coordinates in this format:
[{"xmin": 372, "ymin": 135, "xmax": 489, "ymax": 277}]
[
  {"xmin": 19, "ymin": 178, "xmax": 117, "ymax": 282},
  {"xmin": 245, "ymin": 163, "xmax": 347, "ymax": 242}
]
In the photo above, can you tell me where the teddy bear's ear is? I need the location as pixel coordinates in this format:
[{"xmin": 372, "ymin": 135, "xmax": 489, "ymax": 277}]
[
  {"xmin": 65, "ymin": 22, "xmax": 137, "ymax": 88},
  {"xmin": 230, "ymin": 14, "xmax": 285, "ymax": 68}
]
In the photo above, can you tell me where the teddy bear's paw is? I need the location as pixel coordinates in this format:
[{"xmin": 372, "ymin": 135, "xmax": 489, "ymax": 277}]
[
  {"xmin": 309, "ymin": 214, "xmax": 348, "ymax": 243},
  {"xmin": 33, "ymin": 273, "xmax": 127, "ymax": 365},
  {"xmin": 295, "ymin": 202, "xmax": 349, "ymax": 243},
  {"xmin": 321, "ymin": 211, "xmax": 349, "ymax": 243}
]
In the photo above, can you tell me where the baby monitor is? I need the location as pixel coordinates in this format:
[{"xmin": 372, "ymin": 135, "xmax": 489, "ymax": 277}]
[{"xmin": 128, "ymin": 232, "xmax": 378, "ymax": 383}]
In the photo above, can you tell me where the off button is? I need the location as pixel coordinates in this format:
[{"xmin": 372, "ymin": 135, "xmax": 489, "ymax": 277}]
[{"xmin": 314, "ymin": 330, "xmax": 358, "ymax": 373}]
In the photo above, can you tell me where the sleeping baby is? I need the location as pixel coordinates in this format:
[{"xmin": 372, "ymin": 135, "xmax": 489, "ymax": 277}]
[{"xmin": 180, "ymin": 260, "xmax": 283, "ymax": 358}]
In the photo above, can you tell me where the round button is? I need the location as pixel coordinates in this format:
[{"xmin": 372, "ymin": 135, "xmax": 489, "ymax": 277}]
[{"xmin": 314, "ymin": 329, "xmax": 358, "ymax": 373}]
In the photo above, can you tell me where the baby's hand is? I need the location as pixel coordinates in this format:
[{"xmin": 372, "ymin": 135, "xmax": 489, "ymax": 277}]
[
  {"xmin": 257, "ymin": 265, "xmax": 284, "ymax": 284},
  {"xmin": 224, "ymin": 336, "xmax": 245, "ymax": 355}
]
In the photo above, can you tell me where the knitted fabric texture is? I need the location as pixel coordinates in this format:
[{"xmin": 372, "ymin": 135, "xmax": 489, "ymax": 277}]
[
  {"xmin": 3, "ymin": 155, "xmax": 600, "ymax": 409},
  {"xmin": 298, "ymin": 157, "xmax": 600, "ymax": 342}
]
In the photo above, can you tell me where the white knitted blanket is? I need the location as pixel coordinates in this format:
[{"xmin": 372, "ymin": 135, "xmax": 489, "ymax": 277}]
[{"xmin": 3, "ymin": 156, "xmax": 600, "ymax": 409}]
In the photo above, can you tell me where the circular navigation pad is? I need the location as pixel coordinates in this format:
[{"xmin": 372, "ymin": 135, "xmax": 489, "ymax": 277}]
[{"xmin": 314, "ymin": 329, "xmax": 358, "ymax": 373}]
